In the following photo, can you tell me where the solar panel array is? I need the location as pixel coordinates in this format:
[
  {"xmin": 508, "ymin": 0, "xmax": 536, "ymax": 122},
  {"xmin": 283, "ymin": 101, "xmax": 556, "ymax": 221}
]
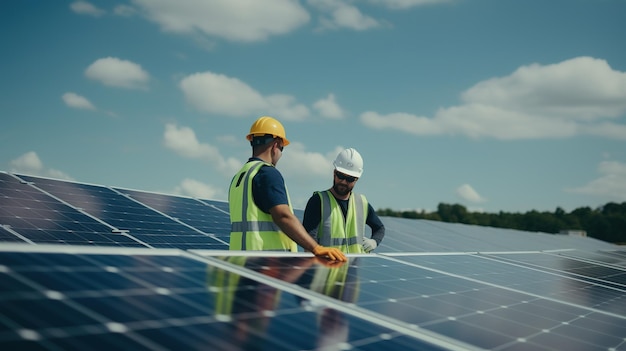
[
  {"xmin": 1, "ymin": 171, "xmax": 625, "ymax": 350},
  {"xmin": 0, "ymin": 172, "xmax": 229, "ymax": 249}
]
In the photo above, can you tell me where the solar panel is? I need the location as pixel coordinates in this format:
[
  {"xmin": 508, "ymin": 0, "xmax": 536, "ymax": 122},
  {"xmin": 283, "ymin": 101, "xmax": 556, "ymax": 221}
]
[
  {"xmin": 111, "ymin": 187, "xmax": 230, "ymax": 242},
  {"xmin": 558, "ymin": 249, "xmax": 626, "ymax": 268},
  {"xmin": 15, "ymin": 174, "xmax": 227, "ymax": 250},
  {"xmin": 0, "ymin": 245, "xmax": 463, "ymax": 351},
  {"xmin": 1, "ymin": 171, "xmax": 625, "ymax": 350},
  {"xmin": 387, "ymin": 253, "xmax": 626, "ymax": 316},
  {"xmin": 197, "ymin": 251, "xmax": 626, "ymax": 350},
  {"xmin": 377, "ymin": 216, "xmax": 617, "ymax": 253},
  {"xmin": 0, "ymin": 172, "xmax": 144, "ymax": 247}
]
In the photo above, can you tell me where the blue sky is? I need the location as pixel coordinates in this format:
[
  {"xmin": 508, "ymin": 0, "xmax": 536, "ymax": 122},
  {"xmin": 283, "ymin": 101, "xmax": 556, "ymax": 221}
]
[{"xmin": 1, "ymin": 0, "xmax": 625, "ymax": 214}]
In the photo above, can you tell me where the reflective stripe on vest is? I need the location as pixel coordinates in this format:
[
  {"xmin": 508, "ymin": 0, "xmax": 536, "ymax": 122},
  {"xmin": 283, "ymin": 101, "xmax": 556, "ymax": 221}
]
[
  {"xmin": 317, "ymin": 190, "xmax": 367, "ymax": 253},
  {"xmin": 228, "ymin": 160, "xmax": 296, "ymax": 252}
]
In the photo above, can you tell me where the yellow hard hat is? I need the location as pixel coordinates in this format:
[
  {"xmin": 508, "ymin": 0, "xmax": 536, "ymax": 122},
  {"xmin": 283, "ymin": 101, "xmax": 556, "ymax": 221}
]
[{"xmin": 246, "ymin": 116, "xmax": 290, "ymax": 146}]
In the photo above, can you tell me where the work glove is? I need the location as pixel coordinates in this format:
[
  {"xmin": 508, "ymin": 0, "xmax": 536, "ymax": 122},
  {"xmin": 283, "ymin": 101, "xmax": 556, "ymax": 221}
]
[
  {"xmin": 312, "ymin": 245, "xmax": 347, "ymax": 262},
  {"xmin": 362, "ymin": 238, "xmax": 377, "ymax": 253},
  {"xmin": 314, "ymin": 256, "xmax": 347, "ymax": 268}
]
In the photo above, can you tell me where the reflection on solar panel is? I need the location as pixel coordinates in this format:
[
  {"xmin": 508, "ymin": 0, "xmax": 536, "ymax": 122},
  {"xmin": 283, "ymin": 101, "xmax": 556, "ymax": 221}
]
[
  {"xmin": 0, "ymin": 246, "xmax": 460, "ymax": 350},
  {"xmin": 1, "ymin": 171, "xmax": 625, "ymax": 350}
]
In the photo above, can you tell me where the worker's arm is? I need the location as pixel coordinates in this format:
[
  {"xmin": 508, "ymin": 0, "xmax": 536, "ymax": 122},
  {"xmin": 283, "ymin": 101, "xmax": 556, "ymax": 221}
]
[
  {"xmin": 367, "ymin": 204, "xmax": 385, "ymax": 244},
  {"xmin": 270, "ymin": 204, "xmax": 346, "ymax": 261}
]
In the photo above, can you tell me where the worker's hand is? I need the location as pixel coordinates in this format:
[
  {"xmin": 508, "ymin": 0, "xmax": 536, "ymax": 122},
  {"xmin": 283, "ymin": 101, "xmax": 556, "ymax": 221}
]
[
  {"xmin": 362, "ymin": 238, "xmax": 377, "ymax": 253},
  {"xmin": 314, "ymin": 256, "xmax": 347, "ymax": 268},
  {"xmin": 312, "ymin": 245, "xmax": 347, "ymax": 262}
]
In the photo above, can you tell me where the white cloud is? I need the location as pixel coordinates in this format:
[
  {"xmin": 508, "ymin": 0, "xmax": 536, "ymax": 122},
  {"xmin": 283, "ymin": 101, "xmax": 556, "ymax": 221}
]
[
  {"xmin": 114, "ymin": 5, "xmax": 137, "ymax": 17},
  {"xmin": 131, "ymin": 0, "xmax": 310, "ymax": 42},
  {"xmin": 62, "ymin": 92, "xmax": 95, "ymax": 110},
  {"xmin": 173, "ymin": 178, "xmax": 225, "ymax": 200},
  {"xmin": 361, "ymin": 111, "xmax": 445, "ymax": 135},
  {"xmin": 361, "ymin": 57, "xmax": 626, "ymax": 140},
  {"xmin": 10, "ymin": 151, "xmax": 42, "ymax": 173},
  {"xmin": 462, "ymin": 57, "xmax": 626, "ymax": 120},
  {"xmin": 70, "ymin": 1, "xmax": 105, "ymax": 17},
  {"xmin": 278, "ymin": 142, "xmax": 335, "ymax": 179},
  {"xmin": 313, "ymin": 93, "xmax": 345, "ymax": 119},
  {"xmin": 585, "ymin": 123, "xmax": 626, "ymax": 140},
  {"xmin": 85, "ymin": 57, "xmax": 150, "ymax": 89},
  {"xmin": 368, "ymin": 0, "xmax": 452, "ymax": 10},
  {"xmin": 309, "ymin": 0, "xmax": 381, "ymax": 31},
  {"xmin": 567, "ymin": 161, "xmax": 626, "ymax": 201},
  {"xmin": 456, "ymin": 184, "xmax": 486, "ymax": 203},
  {"xmin": 163, "ymin": 123, "xmax": 241, "ymax": 176},
  {"xmin": 273, "ymin": 143, "xmax": 343, "ymax": 207},
  {"xmin": 179, "ymin": 71, "xmax": 310, "ymax": 120},
  {"xmin": 9, "ymin": 152, "xmax": 73, "ymax": 180}
]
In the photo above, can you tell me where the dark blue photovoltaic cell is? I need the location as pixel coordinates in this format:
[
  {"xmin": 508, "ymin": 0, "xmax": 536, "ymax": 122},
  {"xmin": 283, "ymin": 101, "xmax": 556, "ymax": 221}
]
[
  {"xmin": 201, "ymin": 198, "xmax": 230, "ymax": 213},
  {"xmin": 0, "ymin": 173, "xmax": 144, "ymax": 247},
  {"xmin": 217, "ymin": 254, "xmax": 626, "ymax": 351},
  {"xmin": 112, "ymin": 187, "xmax": 230, "ymax": 244},
  {"xmin": 16, "ymin": 174, "xmax": 225, "ymax": 250},
  {"xmin": 0, "ymin": 250, "xmax": 450, "ymax": 351}
]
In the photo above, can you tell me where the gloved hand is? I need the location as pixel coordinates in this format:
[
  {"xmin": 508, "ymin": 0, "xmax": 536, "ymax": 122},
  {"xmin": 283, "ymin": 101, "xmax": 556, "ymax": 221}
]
[
  {"xmin": 312, "ymin": 245, "xmax": 347, "ymax": 262},
  {"xmin": 362, "ymin": 238, "xmax": 377, "ymax": 253},
  {"xmin": 314, "ymin": 256, "xmax": 347, "ymax": 268}
]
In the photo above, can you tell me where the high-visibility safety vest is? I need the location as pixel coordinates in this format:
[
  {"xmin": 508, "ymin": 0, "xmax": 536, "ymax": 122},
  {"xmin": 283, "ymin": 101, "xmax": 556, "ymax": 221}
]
[
  {"xmin": 229, "ymin": 160, "xmax": 297, "ymax": 251},
  {"xmin": 314, "ymin": 190, "xmax": 368, "ymax": 253}
]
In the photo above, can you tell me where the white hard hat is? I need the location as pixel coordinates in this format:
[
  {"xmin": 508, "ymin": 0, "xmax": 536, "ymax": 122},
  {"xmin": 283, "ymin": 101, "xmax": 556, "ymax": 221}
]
[{"xmin": 333, "ymin": 148, "xmax": 363, "ymax": 178}]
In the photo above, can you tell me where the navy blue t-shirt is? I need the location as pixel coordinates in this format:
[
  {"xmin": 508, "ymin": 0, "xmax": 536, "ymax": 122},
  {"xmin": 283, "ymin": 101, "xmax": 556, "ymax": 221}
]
[{"xmin": 249, "ymin": 158, "xmax": 289, "ymax": 213}]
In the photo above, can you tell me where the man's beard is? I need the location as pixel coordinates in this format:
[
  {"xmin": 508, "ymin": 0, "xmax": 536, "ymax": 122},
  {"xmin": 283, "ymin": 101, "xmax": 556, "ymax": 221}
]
[{"xmin": 333, "ymin": 182, "xmax": 351, "ymax": 196}]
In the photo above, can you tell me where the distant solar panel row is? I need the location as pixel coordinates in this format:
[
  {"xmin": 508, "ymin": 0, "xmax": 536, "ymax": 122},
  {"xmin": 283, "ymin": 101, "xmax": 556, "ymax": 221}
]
[
  {"xmin": 2, "ymin": 172, "xmax": 618, "ymax": 254},
  {"xmin": 0, "ymin": 173, "xmax": 230, "ymax": 250}
]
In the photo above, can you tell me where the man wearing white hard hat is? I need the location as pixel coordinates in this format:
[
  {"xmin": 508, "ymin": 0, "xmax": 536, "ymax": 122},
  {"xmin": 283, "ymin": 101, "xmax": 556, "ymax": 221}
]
[{"xmin": 303, "ymin": 148, "xmax": 385, "ymax": 253}]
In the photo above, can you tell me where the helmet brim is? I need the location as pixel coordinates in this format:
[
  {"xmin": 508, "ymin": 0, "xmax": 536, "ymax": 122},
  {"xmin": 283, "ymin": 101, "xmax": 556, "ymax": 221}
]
[
  {"xmin": 246, "ymin": 133, "xmax": 290, "ymax": 146},
  {"xmin": 335, "ymin": 166, "xmax": 361, "ymax": 178}
]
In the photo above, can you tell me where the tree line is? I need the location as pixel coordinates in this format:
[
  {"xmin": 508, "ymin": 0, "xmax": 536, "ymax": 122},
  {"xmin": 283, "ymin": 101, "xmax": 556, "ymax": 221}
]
[{"xmin": 377, "ymin": 202, "xmax": 626, "ymax": 245}]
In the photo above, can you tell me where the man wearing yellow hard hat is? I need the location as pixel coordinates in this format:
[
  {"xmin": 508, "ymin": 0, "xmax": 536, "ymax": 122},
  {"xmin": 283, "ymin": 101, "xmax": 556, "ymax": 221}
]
[{"xmin": 228, "ymin": 116, "xmax": 347, "ymax": 262}]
